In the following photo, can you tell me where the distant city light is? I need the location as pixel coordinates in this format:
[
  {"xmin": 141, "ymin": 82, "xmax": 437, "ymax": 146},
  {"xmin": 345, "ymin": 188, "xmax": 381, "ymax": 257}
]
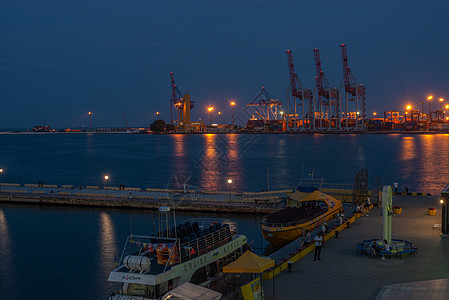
[
  {"xmin": 439, "ymin": 98, "xmax": 444, "ymax": 102},
  {"xmin": 228, "ymin": 179, "xmax": 232, "ymax": 184},
  {"xmin": 104, "ymin": 175, "xmax": 109, "ymax": 180},
  {"xmin": 230, "ymin": 101, "xmax": 236, "ymax": 106},
  {"xmin": 373, "ymin": 112, "xmax": 377, "ymax": 116},
  {"xmin": 0, "ymin": 168, "xmax": 3, "ymax": 173},
  {"xmin": 428, "ymin": 95, "xmax": 433, "ymax": 100},
  {"xmin": 406, "ymin": 105, "xmax": 412, "ymax": 110},
  {"xmin": 208, "ymin": 107, "xmax": 214, "ymax": 112},
  {"xmin": 441, "ymin": 199, "xmax": 444, "ymax": 204}
]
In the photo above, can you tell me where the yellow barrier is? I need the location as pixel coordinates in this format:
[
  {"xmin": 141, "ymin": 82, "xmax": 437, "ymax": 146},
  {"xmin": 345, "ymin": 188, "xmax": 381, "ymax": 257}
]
[
  {"xmin": 428, "ymin": 208, "xmax": 436, "ymax": 216},
  {"xmin": 263, "ymin": 215, "xmax": 356, "ymax": 280}
]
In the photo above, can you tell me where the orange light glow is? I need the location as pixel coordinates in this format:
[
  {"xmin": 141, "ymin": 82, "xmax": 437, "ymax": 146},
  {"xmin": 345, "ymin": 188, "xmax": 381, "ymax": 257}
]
[
  {"xmin": 373, "ymin": 112, "xmax": 377, "ymax": 116},
  {"xmin": 406, "ymin": 105, "xmax": 412, "ymax": 110},
  {"xmin": 104, "ymin": 175, "xmax": 109, "ymax": 180},
  {"xmin": 218, "ymin": 112, "xmax": 221, "ymax": 115},
  {"xmin": 208, "ymin": 107, "xmax": 214, "ymax": 112},
  {"xmin": 440, "ymin": 98, "xmax": 444, "ymax": 102},
  {"xmin": 446, "ymin": 117, "xmax": 449, "ymax": 120},
  {"xmin": 88, "ymin": 112, "xmax": 92, "ymax": 115},
  {"xmin": 428, "ymin": 95, "xmax": 433, "ymax": 100},
  {"xmin": 446, "ymin": 105, "xmax": 449, "ymax": 109},
  {"xmin": 230, "ymin": 101, "xmax": 236, "ymax": 106}
]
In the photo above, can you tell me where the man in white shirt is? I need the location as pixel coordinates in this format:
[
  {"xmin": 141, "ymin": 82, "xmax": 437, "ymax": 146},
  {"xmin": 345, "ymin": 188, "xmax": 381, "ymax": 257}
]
[{"xmin": 313, "ymin": 232, "xmax": 324, "ymax": 261}]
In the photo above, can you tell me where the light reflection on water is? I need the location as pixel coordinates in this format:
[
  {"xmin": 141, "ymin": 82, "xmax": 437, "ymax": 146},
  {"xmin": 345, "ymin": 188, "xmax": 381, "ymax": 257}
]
[
  {"xmin": 1, "ymin": 133, "xmax": 449, "ymax": 195},
  {"xmin": 98, "ymin": 212, "xmax": 118, "ymax": 283},
  {"xmin": 398, "ymin": 135, "xmax": 449, "ymax": 193},
  {"xmin": 0, "ymin": 209, "xmax": 14, "ymax": 291}
]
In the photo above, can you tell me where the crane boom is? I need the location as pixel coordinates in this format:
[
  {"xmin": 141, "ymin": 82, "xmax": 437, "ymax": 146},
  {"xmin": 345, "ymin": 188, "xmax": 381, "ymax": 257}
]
[{"xmin": 286, "ymin": 50, "xmax": 302, "ymax": 98}]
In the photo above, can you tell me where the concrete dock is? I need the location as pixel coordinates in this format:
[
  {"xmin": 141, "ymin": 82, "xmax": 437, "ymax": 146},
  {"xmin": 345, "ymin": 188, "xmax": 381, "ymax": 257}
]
[
  {"xmin": 0, "ymin": 183, "xmax": 288, "ymax": 214},
  {"xmin": 262, "ymin": 195, "xmax": 449, "ymax": 300}
]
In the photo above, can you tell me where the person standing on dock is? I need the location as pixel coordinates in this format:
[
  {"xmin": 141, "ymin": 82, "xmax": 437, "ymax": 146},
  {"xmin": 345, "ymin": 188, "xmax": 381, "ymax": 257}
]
[
  {"xmin": 393, "ymin": 181, "xmax": 399, "ymax": 194},
  {"xmin": 314, "ymin": 232, "xmax": 324, "ymax": 261}
]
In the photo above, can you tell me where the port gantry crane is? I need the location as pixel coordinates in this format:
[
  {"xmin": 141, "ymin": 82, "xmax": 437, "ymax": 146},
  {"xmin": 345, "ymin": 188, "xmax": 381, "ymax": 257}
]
[
  {"xmin": 246, "ymin": 87, "xmax": 282, "ymax": 121},
  {"xmin": 313, "ymin": 48, "xmax": 340, "ymax": 131},
  {"xmin": 340, "ymin": 44, "xmax": 366, "ymax": 130},
  {"xmin": 170, "ymin": 72, "xmax": 194, "ymax": 125},
  {"xmin": 286, "ymin": 50, "xmax": 314, "ymax": 130}
]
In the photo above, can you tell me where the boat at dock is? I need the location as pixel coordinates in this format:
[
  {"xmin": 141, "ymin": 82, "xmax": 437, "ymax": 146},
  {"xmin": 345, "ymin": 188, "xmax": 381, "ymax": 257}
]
[
  {"xmin": 108, "ymin": 207, "xmax": 250, "ymax": 300},
  {"xmin": 261, "ymin": 190, "xmax": 343, "ymax": 247}
]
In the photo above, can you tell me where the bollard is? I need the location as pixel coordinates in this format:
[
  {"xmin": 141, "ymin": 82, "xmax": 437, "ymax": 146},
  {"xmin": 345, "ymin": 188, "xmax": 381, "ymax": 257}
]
[
  {"xmin": 346, "ymin": 221, "xmax": 350, "ymax": 228},
  {"xmin": 335, "ymin": 230, "xmax": 339, "ymax": 238},
  {"xmin": 288, "ymin": 261, "xmax": 293, "ymax": 272}
]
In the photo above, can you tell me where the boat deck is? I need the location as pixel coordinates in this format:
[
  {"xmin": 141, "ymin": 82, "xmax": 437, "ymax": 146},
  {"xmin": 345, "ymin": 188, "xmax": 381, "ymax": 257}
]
[{"xmin": 263, "ymin": 207, "xmax": 327, "ymax": 225}]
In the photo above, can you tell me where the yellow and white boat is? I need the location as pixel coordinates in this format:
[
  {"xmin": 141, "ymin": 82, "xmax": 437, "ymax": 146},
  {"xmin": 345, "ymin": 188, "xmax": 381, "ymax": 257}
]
[{"xmin": 261, "ymin": 190, "xmax": 343, "ymax": 247}]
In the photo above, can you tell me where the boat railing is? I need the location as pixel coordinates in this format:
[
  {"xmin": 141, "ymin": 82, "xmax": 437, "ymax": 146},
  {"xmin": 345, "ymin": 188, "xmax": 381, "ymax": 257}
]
[
  {"xmin": 115, "ymin": 235, "xmax": 180, "ymax": 273},
  {"xmin": 180, "ymin": 218, "xmax": 237, "ymax": 233},
  {"xmin": 178, "ymin": 224, "xmax": 236, "ymax": 262}
]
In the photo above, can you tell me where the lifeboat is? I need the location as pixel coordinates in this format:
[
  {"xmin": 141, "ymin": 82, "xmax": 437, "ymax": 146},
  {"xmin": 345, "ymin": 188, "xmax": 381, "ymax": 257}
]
[{"xmin": 261, "ymin": 191, "xmax": 343, "ymax": 247}]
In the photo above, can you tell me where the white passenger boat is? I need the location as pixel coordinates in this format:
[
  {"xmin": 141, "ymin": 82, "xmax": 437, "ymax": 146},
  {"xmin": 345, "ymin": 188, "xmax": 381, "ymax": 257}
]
[{"xmin": 108, "ymin": 209, "xmax": 249, "ymax": 300}]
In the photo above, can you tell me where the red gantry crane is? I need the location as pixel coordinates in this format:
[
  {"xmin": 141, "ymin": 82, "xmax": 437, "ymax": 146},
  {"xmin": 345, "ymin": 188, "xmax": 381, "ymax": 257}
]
[
  {"xmin": 313, "ymin": 48, "xmax": 339, "ymax": 130},
  {"xmin": 340, "ymin": 44, "xmax": 366, "ymax": 130},
  {"xmin": 286, "ymin": 50, "xmax": 313, "ymax": 130}
]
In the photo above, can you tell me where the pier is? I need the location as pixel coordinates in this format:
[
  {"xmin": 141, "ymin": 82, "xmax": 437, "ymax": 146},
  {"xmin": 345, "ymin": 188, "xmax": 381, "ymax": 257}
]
[
  {"xmin": 0, "ymin": 183, "xmax": 288, "ymax": 214},
  {"xmin": 261, "ymin": 195, "xmax": 448, "ymax": 299}
]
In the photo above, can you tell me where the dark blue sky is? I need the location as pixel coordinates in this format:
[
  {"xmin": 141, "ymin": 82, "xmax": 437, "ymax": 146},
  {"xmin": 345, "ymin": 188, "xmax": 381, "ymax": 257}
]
[{"xmin": 1, "ymin": 1, "xmax": 448, "ymax": 128}]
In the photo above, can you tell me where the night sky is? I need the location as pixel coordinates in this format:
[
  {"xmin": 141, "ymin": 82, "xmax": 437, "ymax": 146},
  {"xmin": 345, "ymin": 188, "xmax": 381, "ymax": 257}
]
[{"xmin": 1, "ymin": 1, "xmax": 448, "ymax": 128}]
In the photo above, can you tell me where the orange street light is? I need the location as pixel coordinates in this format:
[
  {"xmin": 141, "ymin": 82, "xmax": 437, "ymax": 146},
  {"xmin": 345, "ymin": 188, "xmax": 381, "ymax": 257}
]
[
  {"xmin": 440, "ymin": 98, "xmax": 444, "ymax": 110},
  {"xmin": 446, "ymin": 105, "xmax": 449, "ymax": 110},
  {"xmin": 427, "ymin": 95, "xmax": 433, "ymax": 118},
  {"xmin": 373, "ymin": 112, "xmax": 377, "ymax": 116},
  {"xmin": 406, "ymin": 105, "xmax": 412, "ymax": 110},
  {"xmin": 208, "ymin": 107, "xmax": 214, "ymax": 124},
  {"xmin": 230, "ymin": 101, "xmax": 236, "ymax": 125}
]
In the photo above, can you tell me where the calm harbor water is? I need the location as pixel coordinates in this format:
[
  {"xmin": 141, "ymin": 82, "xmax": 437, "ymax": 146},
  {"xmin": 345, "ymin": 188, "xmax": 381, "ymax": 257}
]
[{"xmin": 1, "ymin": 133, "xmax": 449, "ymax": 299}]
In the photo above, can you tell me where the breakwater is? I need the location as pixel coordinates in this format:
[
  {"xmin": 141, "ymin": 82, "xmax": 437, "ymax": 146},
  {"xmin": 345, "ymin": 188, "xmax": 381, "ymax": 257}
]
[{"xmin": 0, "ymin": 183, "xmax": 288, "ymax": 214}]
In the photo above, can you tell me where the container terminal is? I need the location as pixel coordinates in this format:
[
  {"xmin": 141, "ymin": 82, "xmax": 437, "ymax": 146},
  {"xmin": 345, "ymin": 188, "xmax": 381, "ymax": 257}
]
[{"xmin": 14, "ymin": 44, "xmax": 448, "ymax": 135}]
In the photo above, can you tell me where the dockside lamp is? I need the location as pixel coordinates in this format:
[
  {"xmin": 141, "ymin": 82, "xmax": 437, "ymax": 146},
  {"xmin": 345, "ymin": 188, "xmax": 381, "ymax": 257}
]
[{"xmin": 441, "ymin": 184, "xmax": 449, "ymax": 236}]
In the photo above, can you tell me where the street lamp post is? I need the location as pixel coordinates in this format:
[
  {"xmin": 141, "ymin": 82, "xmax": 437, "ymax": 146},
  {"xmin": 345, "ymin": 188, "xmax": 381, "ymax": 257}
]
[
  {"xmin": 218, "ymin": 112, "xmax": 222, "ymax": 125},
  {"xmin": 230, "ymin": 102, "xmax": 236, "ymax": 126},
  {"xmin": 208, "ymin": 107, "xmax": 214, "ymax": 125},
  {"xmin": 406, "ymin": 105, "xmax": 412, "ymax": 129},
  {"xmin": 88, "ymin": 112, "xmax": 93, "ymax": 130},
  {"xmin": 428, "ymin": 95, "xmax": 433, "ymax": 124},
  {"xmin": 104, "ymin": 175, "xmax": 109, "ymax": 197},
  {"xmin": 0, "ymin": 168, "xmax": 3, "ymax": 192},
  {"xmin": 227, "ymin": 179, "xmax": 232, "ymax": 201},
  {"xmin": 443, "ymin": 104, "xmax": 449, "ymax": 122}
]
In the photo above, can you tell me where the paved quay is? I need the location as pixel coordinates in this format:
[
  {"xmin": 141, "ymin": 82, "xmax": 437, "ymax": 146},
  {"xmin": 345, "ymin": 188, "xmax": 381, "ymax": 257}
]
[
  {"xmin": 0, "ymin": 183, "xmax": 288, "ymax": 213},
  {"xmin": 263, "ymin": 195, "xmax": 449, "ymax": 300}
]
